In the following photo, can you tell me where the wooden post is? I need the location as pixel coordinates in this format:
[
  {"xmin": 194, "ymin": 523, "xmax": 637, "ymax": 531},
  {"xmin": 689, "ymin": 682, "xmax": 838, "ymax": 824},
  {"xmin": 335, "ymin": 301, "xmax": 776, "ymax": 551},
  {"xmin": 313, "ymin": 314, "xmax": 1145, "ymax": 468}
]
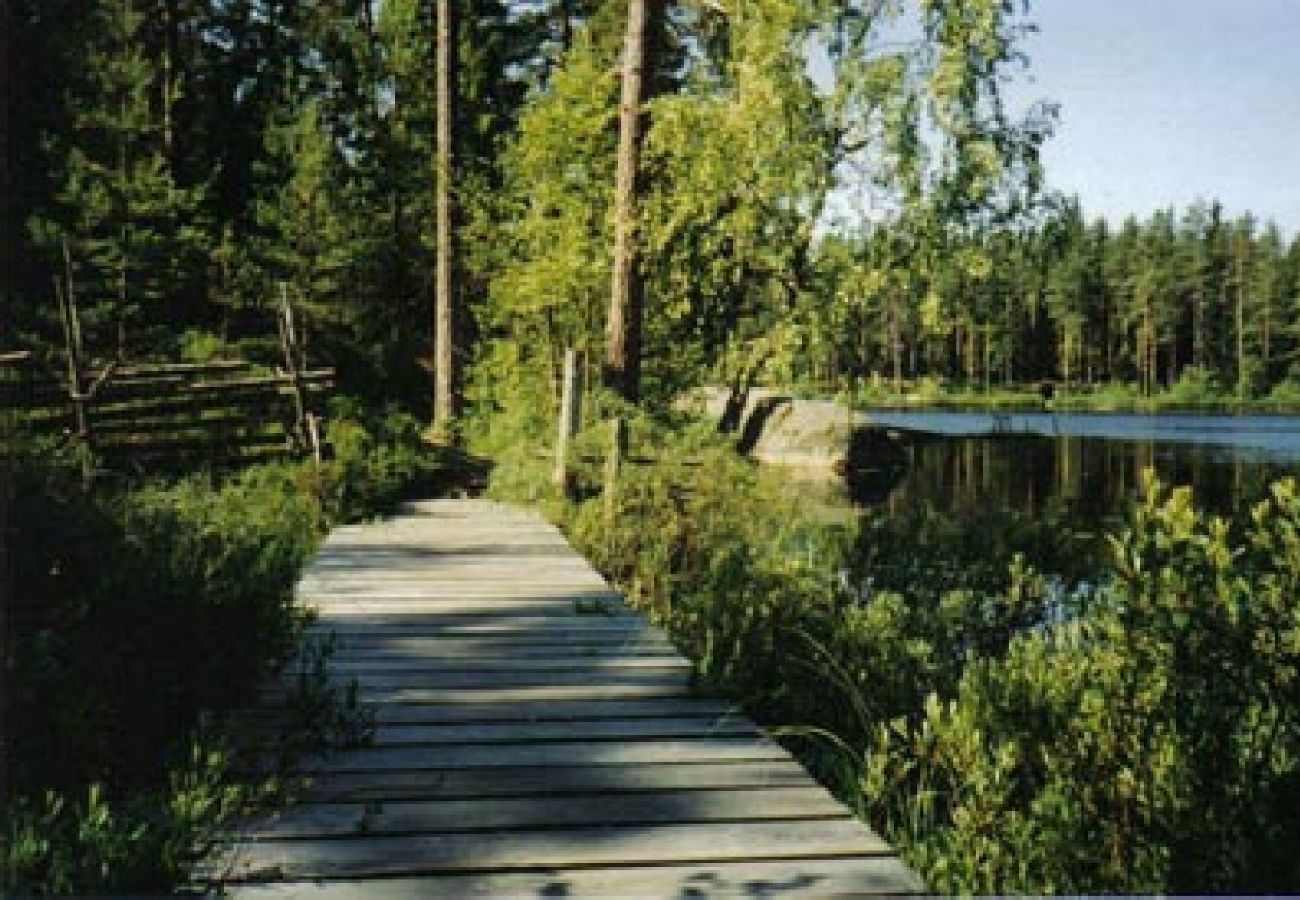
[
  {"xmin": 55, "ymin": 249, "xmax": 92, "ymax": 485},
  {"xmin": 278, "ymin": 284, "xmax": 321, "ymax": 462},
  {"xmin": 604, "ymin": 416, "xmax": 627, "ymax": 521},
  {"xmin": 553, "ymin": 348, "xmax": 584, "ymax": 493}
]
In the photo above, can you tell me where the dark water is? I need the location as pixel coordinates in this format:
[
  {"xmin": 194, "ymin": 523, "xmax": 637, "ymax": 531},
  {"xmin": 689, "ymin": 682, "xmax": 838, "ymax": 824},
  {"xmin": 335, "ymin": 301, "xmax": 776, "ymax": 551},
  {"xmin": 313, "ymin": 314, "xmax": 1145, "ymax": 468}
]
[{"xmin": 860, "ymin": 411, "xmax": 1300, "ymax": 526}]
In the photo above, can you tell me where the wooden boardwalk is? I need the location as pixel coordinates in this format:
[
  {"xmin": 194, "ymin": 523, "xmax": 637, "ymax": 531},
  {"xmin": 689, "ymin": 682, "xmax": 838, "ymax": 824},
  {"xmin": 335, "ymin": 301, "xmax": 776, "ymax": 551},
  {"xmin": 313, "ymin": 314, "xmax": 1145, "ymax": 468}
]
[{"xmin": 213, "ymin": 499, "xmax": 922, "ymax": 897}]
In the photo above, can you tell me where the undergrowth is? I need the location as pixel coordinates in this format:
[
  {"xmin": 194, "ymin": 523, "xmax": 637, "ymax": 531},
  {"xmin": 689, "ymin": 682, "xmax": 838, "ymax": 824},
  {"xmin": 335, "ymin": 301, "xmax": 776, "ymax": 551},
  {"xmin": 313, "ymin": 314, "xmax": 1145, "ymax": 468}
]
[
  {"xmin": 0, "ymin": 407, "xmax": 438, "ymax": 894},
  {"xmin": 475, "ymin": 396, "xmax": 1300, "ymax": 894}
]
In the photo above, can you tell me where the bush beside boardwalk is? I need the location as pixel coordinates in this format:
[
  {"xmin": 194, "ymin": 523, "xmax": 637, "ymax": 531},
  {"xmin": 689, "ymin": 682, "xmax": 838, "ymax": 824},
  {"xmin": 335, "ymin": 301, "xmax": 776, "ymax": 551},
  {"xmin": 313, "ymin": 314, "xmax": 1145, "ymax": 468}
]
[
  {"xmin": 478, "ymin": 401, "xmax": 1300, "ymax": 894},
  {"xmin": 0, "ymin": 409, "xmax": 446, "ymax": 894}
]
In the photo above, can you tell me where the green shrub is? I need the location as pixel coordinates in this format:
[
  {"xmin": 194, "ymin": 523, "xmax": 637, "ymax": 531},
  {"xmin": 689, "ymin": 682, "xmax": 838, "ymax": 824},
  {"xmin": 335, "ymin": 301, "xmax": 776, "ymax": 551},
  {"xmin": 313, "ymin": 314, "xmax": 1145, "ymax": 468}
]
[
  {"xmin": 483, "ymin": 398, "xmax": 1300, "ymax": 893},
  {"xmin": 1163, "ymin": 364, "xmax": 1228, "ymax": 406},
  {"xmin": 2, "ymin": 409, "xmax": 438, "ymax": 894},
  {"xmin": 868, "ymin": 474, "xmax": 1300, "ymax": 893},
  {"xmin": 311, "ymin": 405, "xmax": 446, "ymax": 522}
]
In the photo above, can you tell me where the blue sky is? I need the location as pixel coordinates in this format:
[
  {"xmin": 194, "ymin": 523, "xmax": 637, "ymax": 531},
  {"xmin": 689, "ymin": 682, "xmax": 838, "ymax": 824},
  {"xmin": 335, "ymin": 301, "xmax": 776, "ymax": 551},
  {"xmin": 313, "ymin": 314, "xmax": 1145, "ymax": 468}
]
[{"xmin": 1006, "ymin": 0, "xmax": 1300, "ymax": 233}]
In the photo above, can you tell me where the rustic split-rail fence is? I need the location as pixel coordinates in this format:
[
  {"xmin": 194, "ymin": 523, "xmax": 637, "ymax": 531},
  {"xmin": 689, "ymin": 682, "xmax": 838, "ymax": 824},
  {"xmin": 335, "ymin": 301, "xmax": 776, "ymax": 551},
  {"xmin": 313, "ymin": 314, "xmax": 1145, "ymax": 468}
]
[{"xmin": 0, "ymin": 293, "xmax": 332, "ymax": 478}]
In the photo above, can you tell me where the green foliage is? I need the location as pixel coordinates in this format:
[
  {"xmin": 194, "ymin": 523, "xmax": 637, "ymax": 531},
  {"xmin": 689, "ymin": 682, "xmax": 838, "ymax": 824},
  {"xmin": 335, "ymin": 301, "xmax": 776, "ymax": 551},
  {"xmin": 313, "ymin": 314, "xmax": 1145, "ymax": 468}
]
[
  {"xmin": 486, "ymin": 406, "xmax": 1300, "ymax": 893},
  {"xmin": 28, "ymin": 0, "xmax": 208, "ymax": 353},
  {"xmin": 1, "ymin": 413, "xmax": 438, "ymax": 893},
  {"xmin": 812, "ymin": 200, "xmax": 1300, "ymax": 403},
  {"xmin": 868, "ymin": 473, "xmax": 1300, "ymax": 893},
  {"xmin": 309, "ymin": 403, "xmax": 449, "ymax": 523},
  {"xmin": 1163, "ymin": 364, "xmax": 1226, "ymax": 406},
  {"xmin": 475, "ymin": 0, "xmax": 1051, "ymax": 406},
  {"xmin": 4, "ymin": 735, "xmax": 252, "ymax": 894}
]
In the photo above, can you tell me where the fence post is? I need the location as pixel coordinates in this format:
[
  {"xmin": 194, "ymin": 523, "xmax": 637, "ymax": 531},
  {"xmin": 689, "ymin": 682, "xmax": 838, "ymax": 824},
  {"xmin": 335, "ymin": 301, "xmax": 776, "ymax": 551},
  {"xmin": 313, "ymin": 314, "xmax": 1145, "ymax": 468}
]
[
  {"xmin": 604, "ymin": 416, "xmax": 627, "ymax": 521},
  {"xmin": 553, "ymin": 348, "xmax": 584, "ymax": 494},
  {"xmin": 278, "ymin": 284, "xmax": 321, "ymax": 462},
  {"xmin": 54, "ymin": 249, "xmax": 92, "ymax": 485}
]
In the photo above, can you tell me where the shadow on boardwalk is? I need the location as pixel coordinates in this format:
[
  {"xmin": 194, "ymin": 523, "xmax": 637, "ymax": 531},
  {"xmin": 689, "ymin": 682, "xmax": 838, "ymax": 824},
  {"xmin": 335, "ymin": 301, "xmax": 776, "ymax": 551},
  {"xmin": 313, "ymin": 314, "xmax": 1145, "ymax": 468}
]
[{"xmin": 210, "ymin": 500, "xmax": 922, "ymax": 897}]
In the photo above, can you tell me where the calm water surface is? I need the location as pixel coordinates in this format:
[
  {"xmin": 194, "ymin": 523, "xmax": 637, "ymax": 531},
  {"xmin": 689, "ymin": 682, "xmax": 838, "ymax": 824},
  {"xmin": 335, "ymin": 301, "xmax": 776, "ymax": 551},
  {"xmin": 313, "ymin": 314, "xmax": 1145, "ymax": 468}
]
[{"xmin": 859, "ymin": 410, "xmax": 1300, "ymax": 525}]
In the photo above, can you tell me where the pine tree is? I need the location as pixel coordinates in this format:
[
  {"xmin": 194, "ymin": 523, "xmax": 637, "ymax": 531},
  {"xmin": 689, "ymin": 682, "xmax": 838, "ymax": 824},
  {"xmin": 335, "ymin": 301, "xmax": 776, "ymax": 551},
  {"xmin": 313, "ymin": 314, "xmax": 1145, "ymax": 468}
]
[
  {"xmin": 432, "ymin": 0, "xmax": 461, "ymax": 431},
  {"xmin": 33, "ymin": 0, "xmax": 207, "ymax": 356},
  {"xmin": 253, "ymin": 99, "xmax": 349, "ymax": 344},
  {"xmin": 604, "ymin": 0, "xmax": 662, "ymax": 401}
]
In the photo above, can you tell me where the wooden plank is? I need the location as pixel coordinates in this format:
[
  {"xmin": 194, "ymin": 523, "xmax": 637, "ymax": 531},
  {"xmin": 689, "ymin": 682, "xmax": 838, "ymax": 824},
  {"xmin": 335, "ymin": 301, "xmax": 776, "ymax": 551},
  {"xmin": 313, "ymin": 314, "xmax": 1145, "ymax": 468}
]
[
  {"xmin": 293, "ymin": 668, "xmax": 692, "ymax": 691},
  {"xmin": 300, "ymin": 593, "xmax": 621, "ymax": 608},
  {"xmin": 214, "ymin": 819, "xmax": 893, "ymax": 881},
  {"xmin": 92, "ymin": 368, "xmax": 332, "ymax": 402},
  {"xmin": 321, "ymin": 529, "xmax": 562, "ymax": 541},
  {"xmin": 309, "ymin": 547, "xmax": 580, "ymax": 562},
  {"xmin": 298, "ymin": 583, "xmax": 617, "ymax": 596},
  {"xmin": 351, "ymin": 682, "xmax": 700, "ymax": 704},
  {"xmin": 308, "ymin": 551, "xmax": 598, "ymax": 563},
  {"xmin": 363, "ymin": 715, "xmax": 759, "ymax": 746},
  {"xmin": 300, "ymin": 610, "xmax": 641, "ymax": 628},
  {"xmin": 320, "ymin": 656, "xmax": 688, "ymax": 673},
  {"xmin": 216, "ymin": 498, "xmax": 918, "ymax": 896},
  {"xmin": 265, "ymin": 682, "xmax": 700, "ymax": 706},
  {"xmin": 296, "ymin": 737, "xmax": 786, "ymax": 773},
  {"xmin": 90, "ymin": 413, "xmax": 284, "ymax": 436},
  {"xmin": 300, "ymin": 603, "xmax": 636, "ymax": 621},
  {"xmin": 322, "ymin": 636, "xmax": 677, "ymax": 657},
  {"xmin": 241, "ymin": 787, "xmax": 846, "ymax": 839},
  {"xmin": 293, "ymin": 759, "xmax": 813, "ymax": 803},
  {"xmin": 299, "ymin": 583, "xmax": 620, "ymax": 596},
  {"xmin": 111, "ymin": 359, "xmax": 256, "ymax": 378},
  {"xmin": 296, "ymin": 697, "xmax": 738, "ymax": 725},
  {"xmin": 325, "ymin": 645, "xmax": 679, "ymax": 662},
  {"xmin": 299, "ymin": 575, "xmax": 610, "ymax": 588},
  {"xmin": 222, "ymin": 856, "xmax": 925, "ymax": 898},
  {"xmin": 89, "ymin": 394, "xmax": 294, "ymax": 424},
  {"xmin": 303, "ymin": 618, "xmax": 655, "ymax": 635},
  {"xmin": 251, "ymin": 715, "xmax": 754, "ymax": 752},
  {"xmin": 94, "ymin": 431, "xmax": 290, "ymax": 452}
]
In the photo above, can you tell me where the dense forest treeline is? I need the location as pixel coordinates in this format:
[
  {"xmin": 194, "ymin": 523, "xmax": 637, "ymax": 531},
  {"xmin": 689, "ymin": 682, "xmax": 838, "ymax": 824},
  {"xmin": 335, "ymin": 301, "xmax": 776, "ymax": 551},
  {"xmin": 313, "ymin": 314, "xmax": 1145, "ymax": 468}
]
[{"xmin": 816, "ymin": 199, "xmax": 1300, "ymax": 399}]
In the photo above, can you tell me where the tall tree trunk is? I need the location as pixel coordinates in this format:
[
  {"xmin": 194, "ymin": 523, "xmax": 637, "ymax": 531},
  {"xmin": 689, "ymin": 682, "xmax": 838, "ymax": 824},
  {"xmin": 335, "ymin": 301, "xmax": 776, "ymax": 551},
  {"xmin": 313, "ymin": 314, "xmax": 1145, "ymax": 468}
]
[
  {"xmin": 0, "ymin": 0, "xmax": 13, "ymax": 821},
  {"xmin": 1235, "ymin": 253, "xmax": 1245, "ymax": 395},
  {"xmin": 163, "ymin": 0, "xmax": 177, "ymax": 166},
  {"xmin": 558, "ymin": 0, "xmax": 573, "ymax": 51},
  {"xmin": 1192, "ymin": 284, "xmax": 1204, "ymax": 368},
  {"xmin": 605, "ymin": 0, "xmax": 660, "ymax": 402},
  {"xmin": 433, "ymin": 0, "xmax": 459, "ymax": 429},
  {"xmin": 890, "ymin": 295, "xmax": 902, "ymax": 391},
  {"xmin": 1262, "ymin": 290, "xmax": 1271, "ymax": 383},
  {"xmin": 0, "ymin": 0, "xmax": 13, "ymax": 320},
  {"xmin": 117, "ymin": 0, "xmax": 132, "ymax": 356}
]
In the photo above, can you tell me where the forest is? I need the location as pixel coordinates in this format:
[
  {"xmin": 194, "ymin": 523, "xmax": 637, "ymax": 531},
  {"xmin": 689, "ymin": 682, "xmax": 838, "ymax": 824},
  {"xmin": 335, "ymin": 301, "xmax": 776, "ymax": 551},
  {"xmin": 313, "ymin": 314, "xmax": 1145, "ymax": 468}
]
[
  {"xmin": 4, "ymin": 0, "xmax": 1297, "ymax": 404},
  {"xmin": 3, "ymin": 0, "xmax": 1300, "ymax": 893},
  {"xmin": 822, "ymin": 201, "xmax": 1300, "ymax": 401}
]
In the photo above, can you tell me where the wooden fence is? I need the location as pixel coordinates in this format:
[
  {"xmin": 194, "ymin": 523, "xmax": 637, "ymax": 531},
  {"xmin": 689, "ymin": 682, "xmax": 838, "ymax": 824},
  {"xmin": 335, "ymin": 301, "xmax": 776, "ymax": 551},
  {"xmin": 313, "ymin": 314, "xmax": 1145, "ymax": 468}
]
[
  {"xmin": 1, "ymin": 293, "xmax": 332, "ymax": 476},
  {"xmin": 0, "ymin": 355, "xmax": 333, "ymax": 476}
]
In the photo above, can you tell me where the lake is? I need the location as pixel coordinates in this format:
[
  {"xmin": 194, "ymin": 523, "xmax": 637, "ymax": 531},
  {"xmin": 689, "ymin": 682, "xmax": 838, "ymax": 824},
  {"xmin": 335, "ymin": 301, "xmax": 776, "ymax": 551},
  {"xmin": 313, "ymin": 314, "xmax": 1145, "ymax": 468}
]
[{"xmin": 858, "ymin": 410, "xmax": 1300, "ymax": 526}]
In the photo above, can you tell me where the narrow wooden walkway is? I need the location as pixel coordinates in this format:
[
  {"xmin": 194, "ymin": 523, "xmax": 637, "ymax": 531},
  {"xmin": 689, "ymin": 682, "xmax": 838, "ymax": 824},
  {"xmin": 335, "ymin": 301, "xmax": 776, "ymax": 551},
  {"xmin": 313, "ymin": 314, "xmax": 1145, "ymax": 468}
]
[{"xmin": 215, "ymin": 499, "xmax": 922, "ymax": 897}]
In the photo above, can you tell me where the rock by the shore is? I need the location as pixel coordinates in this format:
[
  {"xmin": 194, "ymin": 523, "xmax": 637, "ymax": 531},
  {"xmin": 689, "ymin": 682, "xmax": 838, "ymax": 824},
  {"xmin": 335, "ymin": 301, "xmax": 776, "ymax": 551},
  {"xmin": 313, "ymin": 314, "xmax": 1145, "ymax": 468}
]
[{"xmin": 680, "ymin": 387, "xmax": 905, "ymax": 484}]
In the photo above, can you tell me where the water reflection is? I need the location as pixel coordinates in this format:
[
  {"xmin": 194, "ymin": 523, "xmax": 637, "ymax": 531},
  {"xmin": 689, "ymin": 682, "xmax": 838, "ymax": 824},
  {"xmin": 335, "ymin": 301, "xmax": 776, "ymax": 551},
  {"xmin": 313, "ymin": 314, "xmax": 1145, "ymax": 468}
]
[
  {"xmin": 869, "ymin": 432, "xmax": 1300, "ymax": 526},
  {"xmin": 862, "ymin": 410, "xmax": 1300, "ymax": 461}
]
